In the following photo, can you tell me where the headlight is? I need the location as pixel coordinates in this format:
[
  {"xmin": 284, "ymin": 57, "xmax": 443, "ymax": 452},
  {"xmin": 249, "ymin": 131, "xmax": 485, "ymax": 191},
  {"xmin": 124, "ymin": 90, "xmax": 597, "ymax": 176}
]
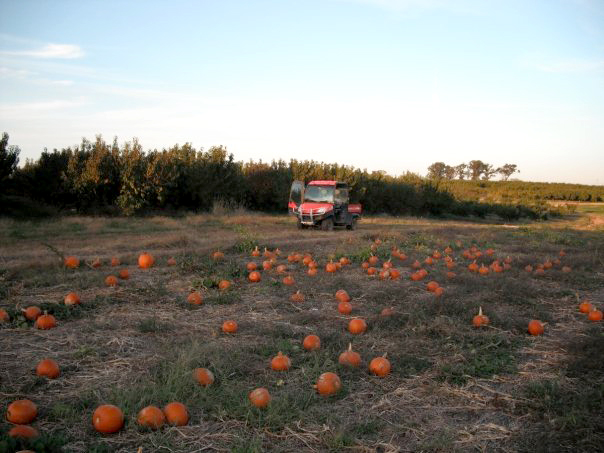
[{"xmin": 315, "ymin": 208, "xmax": 326, "ymax": 215}]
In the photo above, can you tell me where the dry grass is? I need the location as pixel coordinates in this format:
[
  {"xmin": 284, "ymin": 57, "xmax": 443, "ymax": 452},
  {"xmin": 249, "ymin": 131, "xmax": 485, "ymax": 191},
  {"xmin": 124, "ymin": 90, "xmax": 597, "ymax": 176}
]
[{"xmin": 1, "ymin": 212, "xmax": 603, "ymax": 452}]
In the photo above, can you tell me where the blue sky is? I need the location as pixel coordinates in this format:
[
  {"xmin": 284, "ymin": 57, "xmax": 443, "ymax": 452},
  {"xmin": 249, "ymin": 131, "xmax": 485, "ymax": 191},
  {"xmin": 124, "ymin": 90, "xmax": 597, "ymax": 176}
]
[{"xmin": 1, "ymin": 0, "xmax": 603, "ymax": 184}]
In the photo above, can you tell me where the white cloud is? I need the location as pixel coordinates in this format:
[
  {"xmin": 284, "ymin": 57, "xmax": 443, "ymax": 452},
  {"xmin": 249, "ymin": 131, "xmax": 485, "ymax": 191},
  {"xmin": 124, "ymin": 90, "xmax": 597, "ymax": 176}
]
[
  {"xmin": 1, "ymin": 43, "xmax": 85, "ymax": 59},
  {"xmin": 0, "ymin": 66, "xmax": 31, "ymax": 78}
]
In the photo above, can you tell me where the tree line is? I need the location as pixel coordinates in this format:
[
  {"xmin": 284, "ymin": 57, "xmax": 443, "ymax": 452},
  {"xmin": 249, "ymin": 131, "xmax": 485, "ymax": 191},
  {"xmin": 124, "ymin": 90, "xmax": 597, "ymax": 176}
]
[
  {"xmin": 427, "ymin": 160, "xmax": 518, "ymax": 181},
  {"xmin": 1, "ymin": 133, "xmax": 602, "ymax": 220}
]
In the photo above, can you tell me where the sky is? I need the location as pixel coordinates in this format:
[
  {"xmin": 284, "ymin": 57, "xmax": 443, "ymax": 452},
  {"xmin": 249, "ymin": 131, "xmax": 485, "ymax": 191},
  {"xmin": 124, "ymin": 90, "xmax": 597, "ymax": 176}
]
[{"xmin": 1, "ymin": 0, "xmax": 603, "ymax": 184}]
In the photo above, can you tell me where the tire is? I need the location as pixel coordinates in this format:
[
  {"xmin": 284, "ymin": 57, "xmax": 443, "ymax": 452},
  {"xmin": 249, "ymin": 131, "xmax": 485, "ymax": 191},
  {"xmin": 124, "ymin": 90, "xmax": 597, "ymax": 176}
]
[
  {"xmin": 321, "ymin": 218, "xmax": 334, "ymax": 231},
  {"xmin": 297, "ymin": 219, "xmax": 306, "ymax": 230},
  {"xmin": 346, "ymin": 218, "xmax": 356, "ymax": 230}
]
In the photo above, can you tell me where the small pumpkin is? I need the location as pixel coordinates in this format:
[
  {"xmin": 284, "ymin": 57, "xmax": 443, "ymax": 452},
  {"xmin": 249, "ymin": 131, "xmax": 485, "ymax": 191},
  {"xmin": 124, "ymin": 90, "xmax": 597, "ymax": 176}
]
[
  {"xmin": 468, "ymin": 261, "xmax": 479, "ymax": 272},
  {"xmin": 368, "ymin": 255, "xmax": 379, "ymax": 266},
  {"xmin": 410, "ymin": 272, "xmax": 423, "ymax": 281},
  {"xmin": 303, "ymin": 334, "xmax": 321, "ymax": 351},
  {"xmin": 249, "ymin": 387, "xmax": 271, "ymax": 408},
  {"xmin": 23, "ymin": 306, "xmax": 42, "ymax": 321},
  {"xmin": 64, "ymin": 292, "xmax": 80, "ymax": 306},
  {"xmin": 562, "ymin": 266, "xmax": 571, "ymax": 273},
  {"xmin": 218, "ymin": 280, "xmax": 231, "ymax": 290},
  {"xmin": 163, "ymin": 402, "xmax": 189, "ymax": 426},
  {"xmin": 193, "ymin": 368, "xmax": 215, "ymax": 386},
  {"xmin": 426, "ymin": 281, "xmax": 439, "ymax": 292},
  {"xmin": 543, "ymin": 260, "xmax": 553, "ymax": 270},
  {"xmin": 64, "ymin": 256, "xmax": 80, "ymax": 269},
  {"xmin": 138, "ymin": 252, "xmax": 155, "ymax": 269},
  {"xmin": 8, "ymin": 425, "xmax": 39, "ymax": 439},
  {"xmin": 338, "ymin": 343, "xmax": 361, "ymax": 367},
  {"xmin": 110, "ymin": 256, "xmax": 120, "ymax": 267},
  {"xmin": 137, "ymin": 405, "xmax": 166, "ymax": 430},
  {"xmin": 0, "ymin": 308, "xmax": 9, "ymax": 322},
  {"xmin": 290, "ymin": 290, "xmax": 304, "ymax": 303},
  {"xmin": 361, "ymin": 261, "xmax": 370, "ymax": 269},
  {"xmin": 36, "ymin": 358, "xmax": 60, "ymax": 379},
  {"xmin": 411, "ymin": 260, "xmax": 421, "ymax": 269},
  {"xmin": 315, "ymin": 372, "xmax": 341, "ymax": 396},
  {"xmin": 335, "ymin": 289, "xmax": 350, "ymax": 303},
  {"xmin": 559, "ymin": 249, "xmax": 566, "ymax": 257},
  {"xmin": 248, "ymin": 271, "xmax": 262, "ymax": 283},
  {"xmin": 105, "ymin": 275, "xmax": 118, "ymax": 286},
  {"xmin": 528, "ymin": 320, "xmax": 544, "ymax": 336},
  {"xmin": 348, "ymin": 318, "xmax": 367, "ymax": 334},
  {"xmin": 446, "ymin": 271, "xmax": 456, "ymax": 279},
  {"xmin": 524, "ymin": 264, "xmax": 533, "ymax": 273},
  {"xmin": 283, "ymin": 275, "xmax": 295, "ymax": 286},
  {"xmin": 325, "ymin": 260, "xmax": 337, "ymax": 273},
  {"xmin": 367, "ymin": 267, "xmax": 377, "ymax": 276},
  {"xmin": 338, "ymin": 301, "xmax": 352, "ymax": 314},
  {"xmin": 369, "ymin": 354, "xmax": 391, "ymax": 377},
  {"xmin": 534, "ymin": 268, "xmax": 545, "ymax": 276},
  {"xmin": 579, "ymin": 300, "xmax": 593, "ymax": 313},
  {"xmin": 91, "ymin": 258, "xmax": 102, "ymax": 268},
  {"xmin": 432, "ymin": 250, "xmax": 442, "ymax": 259},
  {"xmin": 246, "ymin": 262, "xmax": 257, "ymax": 272},
  {"xmin": 478, "ymin": 265, "xmax": 490, "ymax": 276},
  {"xmin": 262, "ymin": 260, "xmax": 272, "ymax": 270},
  {"xmin": 444, "ymin": 246, "xmax": 453, "ymax": 254},
  {"xmin": 187, "ymin": 291, "xmax": 203, "ymax": 305},
  {"xmin": 433, "ymin": 287, "xmax": 444, "ymax": 297},
  {"xmin": 251, "ymin": 246, "xmax": 260, "ymax": 257},
  {"xmin": 472, "ymin": 306, "xmax": 489, "ymax": 327},
  {"xmin": 222, "ymin": 320, "xmax": 238, "ymax": 333},
  {"xmin": 6, "ymin": 399, "xmax": 38, "ymax": 424},
  {"xmin": 418, "ymin": 268, "xmax": 428, "ymax": 278},
  {"xmin": 34, "ymin": 312, "xmax": 56, "ymax": 330},
  {"xmin": 307, "ymin": 267, "xmax": 318, "ymax": 276},
  {"xmin": 380, "ymin": 307, "xmax": 395, "ymax": 317},
  {"xmin": 271, "ymin": 351, "xmax": 291, "ymax": 371},
  {"xmin": 276, "ymin": 264, "xmax": 287, "ymax": 274},
  {"xmin": 92, "ymin": 404, "xmax": 124, "ymax": 434},
  {"xmin": 378, "ymin": 270, "xmax": 390, "ymax": 280},
  {"xmin": 389, "ymin": 269, "xmax": 400, "ymax": 279},
  {"xmin": 167, "ymin": 257, "xmax": 177, "ymax": 266},
  {"xmin": 424, "ymin": 256, "xmax": 434, "ymax": 266},
  {"xmin": 588, "ymin": 309, "xmax": 603, "ymax": 322},
  {"xmin": 118, "ymin": 269, "xmax": 129, "ymax": 279},
  {"xmin": 211, "ymin": 251, "xmax": 224, "ymax": 260}
]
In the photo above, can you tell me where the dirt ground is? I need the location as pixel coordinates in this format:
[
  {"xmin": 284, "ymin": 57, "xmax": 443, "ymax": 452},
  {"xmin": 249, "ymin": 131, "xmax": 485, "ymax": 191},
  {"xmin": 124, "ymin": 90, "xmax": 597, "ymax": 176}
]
[{"xmin": 1, "ymin": 213, "xmax": 603, "ymax": 452}]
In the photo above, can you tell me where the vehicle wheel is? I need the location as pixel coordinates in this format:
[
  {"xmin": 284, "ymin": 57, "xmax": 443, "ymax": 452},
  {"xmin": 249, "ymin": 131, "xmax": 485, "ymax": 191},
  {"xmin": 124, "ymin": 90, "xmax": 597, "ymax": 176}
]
[
  {"xmin": 297, "ymin": 220, "xmax": 306, "ymax": 229},
  {"xmin": 321, "ymin": 218, "xmax": 334, "ymax": 231},
  {"xmin": 346, "ymin": 218, "xmax": 356, "ymax": 230}
]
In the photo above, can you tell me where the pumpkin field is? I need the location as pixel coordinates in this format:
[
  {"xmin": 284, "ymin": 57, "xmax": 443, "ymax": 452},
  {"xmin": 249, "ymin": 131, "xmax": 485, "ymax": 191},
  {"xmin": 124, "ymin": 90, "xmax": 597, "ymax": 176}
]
[{"xmin": 1, "ymin": 213, "xmax": 603, "ymax": 452}]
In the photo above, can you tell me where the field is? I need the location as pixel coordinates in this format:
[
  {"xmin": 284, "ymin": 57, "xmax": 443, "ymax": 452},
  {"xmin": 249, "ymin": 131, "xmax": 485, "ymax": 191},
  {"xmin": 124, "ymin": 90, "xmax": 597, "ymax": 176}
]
[{"xmin": 1, "ymin": 212, "xmax": 603, "ymax": 452}]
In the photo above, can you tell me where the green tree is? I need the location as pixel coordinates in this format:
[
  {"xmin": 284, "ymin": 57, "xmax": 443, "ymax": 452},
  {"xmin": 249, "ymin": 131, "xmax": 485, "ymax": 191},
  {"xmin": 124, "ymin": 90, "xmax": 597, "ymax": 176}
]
[
  {"xmin": 468, "ymin": 160, "xmax": 487, "ymax": 180},
  {"xmin": 0, "ymin": 132, "xmax": 20, "ymax": 193},
  {"xmin": 454, "ymin": 163, "xmax": 468, "ymax": 180},
  {"xmin": 427, "ymin": 162, "xmax": 447, "ymax": 179},
  {"xmin": 497, "ymin": 163, "xmax": 519, "ymax": 181}
]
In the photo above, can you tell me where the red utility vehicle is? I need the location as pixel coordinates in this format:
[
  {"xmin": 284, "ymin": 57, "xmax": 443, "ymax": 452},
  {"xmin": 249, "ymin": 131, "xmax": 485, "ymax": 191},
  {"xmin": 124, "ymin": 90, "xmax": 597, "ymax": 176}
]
[{"xmin": 288, "ymin": 180, "xmax": 362, "ymax": 230}]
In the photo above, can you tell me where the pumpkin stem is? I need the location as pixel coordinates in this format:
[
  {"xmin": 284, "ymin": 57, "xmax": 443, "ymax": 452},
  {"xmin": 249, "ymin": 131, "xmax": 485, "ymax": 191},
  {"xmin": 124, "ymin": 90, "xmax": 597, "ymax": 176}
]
[
  {"xmin": 478, "ymin": 306, "xmax": 483, "ymax": 316},
  {"xmin": 382, "ymin": 352, "xmax": 388, "ymax": 358},
  {"xmin": 348, "ymin": 343, "xmax": 353, "ymax": 352}
]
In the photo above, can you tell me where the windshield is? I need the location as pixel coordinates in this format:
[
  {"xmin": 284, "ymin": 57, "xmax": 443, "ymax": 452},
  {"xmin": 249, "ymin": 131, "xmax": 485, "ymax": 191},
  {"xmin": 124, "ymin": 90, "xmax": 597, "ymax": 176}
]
[{"xmin": 304, "ymin": 185, "xmax": 334, "ymax": 203}]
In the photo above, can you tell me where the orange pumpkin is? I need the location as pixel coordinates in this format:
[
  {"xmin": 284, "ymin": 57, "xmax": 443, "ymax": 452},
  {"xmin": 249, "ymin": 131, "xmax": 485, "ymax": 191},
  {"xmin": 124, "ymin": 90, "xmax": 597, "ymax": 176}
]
[
  {"xmin": 0, "ymin": 308, "xmax": 9, "ymax": 323},
  {"xmin": 426, "ymin": 281, "xmax": 439, "ymax": 292},
  {"xmin": 315, "ymin": 372, "xmax": 341, "ymax": 396},
  {"xmin": 325, "ymin": 260, "xmax": 337, "ymax": 273},
  {"xmin": 378, "ymin": 270, "xmax": 390, "ymax": 280},
  {"xmin": 36, "ymin": 358, "xmax": 60, "ymax": 379},
  {"xmin": 251, "ymin": 246, "xmax": 260, "ymax": 257},
  {"xmin": 91, "ymin": 258, "xmax": 102, "ymax": 268},
  {"xmin": 338, "ymin": 301, "xmax": 352, "ymax": 314},
  {"xmin": 6, "ymin": 399, "xmax": 37, "ymax": 424},
  {"xmin": 433, "ymin": 287, "xmax": 444, "ymax": 297},
  {"xmin": 361, "ymin": 261, "xmax": 370, "ymax": 269},
  {"xmin": 411, "ymin": 260, "xmax": 421, "ymax": 269},
  {"xmin": 218, "ymin": 280, "xmax": 231, "ymax": 290},
  {"xmin": 163, "ymin": 402, "xmax": 189, "ymax": 426},
  {"xmin": 193, "ymin": 368, "xmax": 215, "ymax": 386},
  {"xmin": 211, "ymin": 251, "xmax": 224, "ymax": 260},
  {"xmin": 137, "ymin": 405, "xmax": 165, "ymax": 430},
  {"xmin": 246, "ymin": 262, "xmax": 257, "ymax": 272},
  {"xmin": 138, "ymin": 252, "xmax": 155, "ymax": 269},
  {"xmin": 271, "ymin": 351, "xmax": 291, "ymax": 371},
  {"xmin": 23, "ymin": 306, "xmax": 42, "ymax": 321},
  {"xmin": 368, "ymin": 255, "xmax": 379, "ymax": 266},
  {"xmin": 528, "ymin": 320, "xmax": 544, "ymax": 336},
  {"xmin": 472, "ymin": 306, "xmax": 489, "ymax": 327},
  {"xmin": 187, "ymin": 291, "xmax": 203, "ymax": 305},
  {"xmin": 478, "ymin": 265, "xmax": 490, "ymax": 276},
  {"xmin": 424, "ymin": 257, "xmax": 434, "ymax": 266},
  {"xmin": 579, "ymin": 301, "xmax": 593, "ymax": 313},
  {"xmin": 562, "ymin": 266, "xmax": 572, "ymax": 273},
  {"xmin": 468, "ymin": 261, "xmax": 479, "ymax": 272},
  {"xmin": 167, "ymin": 257, "xmax": 177, "ymax": 266},
  {"xmin": 303, "ymin": 334, "xmax": 321, "ymax": 351},
  {"xmin": 335, "ymin": 289, "xmax": 350, "ymax": 303},
  {"xmin": 348, "ymin": 318, "xmax": 367, "ymax": 334},
  {"xmin": 92, "ymin": 404, "xmax": 123, "ymax": 434},
  {"xmin": 290, "ymin": 290, "xmax": 304, "ymax": 303},
  {"xmin": 588, "ymin": 309, "xmax": 603, "ymax": 322},
  {"xmin": 446, "ymin": 271, "xmax": 456, "ymax": 279},
  {"xmin": 248, "ymin": 271, "xmax": 262, "ymax": 283},
  {"xmin": 262, "ymin": 260, "xmax": 272, "ymax": 270},
  {"xmin": 222, "ymin": 320, "xmax": 238, "ymax": 333},
  {"xmin": 276, "ymin": 264, "xmax": 287, "ymax": 274},
  {"xmin": 110, "ymin": 256, "xmax": 120, "ymax": 267},
  {"xmin": 34, "ymin": 313, "xmax": 56, "ymax": 330},
  {"xmin": 524, "ymin": 264, "xmax": 533, "ymax": 273},
  {"xmin": 8, "ymin": 425, "xmax": 39, "ymax": 439},
  {"xmin": 64, "ymin": 256, "xmax": 80, "ymax": 269},
  {"xmin": 118, "ymin": 269, "xmax": 129, "ymax": 279},
  {"xmin": 249, "ymin": 387, "xmax": 271, "ymax": 408},
  {"xmin": 380, "ymin": 307, "xmax": 395, "ymax": 317},
  {"xmin": 389, "ymin": 269, "xmax": 400, "ymax": 279},
  {"xmin": 105, "ymin": 275, "xmax": 118, "ymax": 286},
  {"xmin": 64, "ymin": 292, "xmax": 80, "ymax": 306},
  {"xmin": 410, "ymin": 272, "xmax": 422, "ymax": 281},
  {"xmin": 367, "ymin": 267, "xmax": 377, "ymax": 276},
  {"xmin": 283, "ymin": 275, "xmax": 295, "ymax": 286},
  {"xmin": 338, "ymin": 343, "xmax": 361, "ymax": 367},
  {"xmin": 307, "ymin": 267, "xmax": 318, "ymax": 276},
  {"xmin": 369, "ymin": 355, "xmax": 391, "ymax": 377}
]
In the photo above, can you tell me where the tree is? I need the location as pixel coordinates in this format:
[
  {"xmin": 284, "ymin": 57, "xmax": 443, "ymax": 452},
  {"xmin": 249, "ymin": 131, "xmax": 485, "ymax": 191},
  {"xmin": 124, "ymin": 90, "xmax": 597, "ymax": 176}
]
[
  {"xmin": 444, "ymin": 165, "xmax": 456, "ymax": 180},
  {"xmin": 497, "ymin": 163, "xmax": 519, "ymax": 181},
  {"xmin": 427, "ymin": 162, "xmax": 447, "ymax": 180},
  {"xmin": 468, "ymin": 160, "xmax": 487, "ymax": 180},
  {"xmin": 0, "ymin": 132, "xmax": 20, "ymax": 192},
  {"xmin": 481, "ymin": 164, "xmax": 498, "ymax": 181},
  {"xmin": 454, "ymin": 163, "xmax": 468, "ymax": 180}
]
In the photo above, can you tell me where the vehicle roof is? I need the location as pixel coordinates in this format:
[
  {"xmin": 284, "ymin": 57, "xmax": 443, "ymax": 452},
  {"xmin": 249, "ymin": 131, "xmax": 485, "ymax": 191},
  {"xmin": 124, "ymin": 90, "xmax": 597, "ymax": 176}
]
[{"xmin": 307, "ymin": 180, "xmax": 337, "ymax": 186}]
